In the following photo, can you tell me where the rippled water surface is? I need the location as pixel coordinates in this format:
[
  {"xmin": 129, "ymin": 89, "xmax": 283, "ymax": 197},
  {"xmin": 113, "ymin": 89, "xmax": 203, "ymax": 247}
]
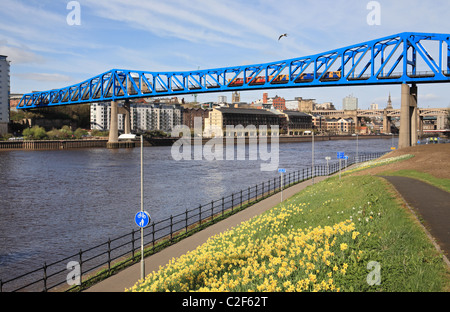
[{"xmin": 0, "ymin": 138, "xmax": 396, "ymax": 284}]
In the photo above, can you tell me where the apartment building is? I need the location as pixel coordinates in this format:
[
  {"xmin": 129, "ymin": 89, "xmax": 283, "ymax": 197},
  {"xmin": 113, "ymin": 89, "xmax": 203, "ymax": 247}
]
[
  {"xmin": 90, "ymin": 102, "xmax": 124, "ymax": 131},
  {"xmin": 90, "ymin": 102, "xmax": 182, "ymax": 133},
  {"xmin": 0, "ymin": 55, "xmax": 10, "ymax": 135}
]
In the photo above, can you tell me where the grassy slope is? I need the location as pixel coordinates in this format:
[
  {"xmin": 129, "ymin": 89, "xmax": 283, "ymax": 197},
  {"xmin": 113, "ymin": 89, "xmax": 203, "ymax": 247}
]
[
  {"xmin": 129, "ymin": 169, "xmax": 449, "ymax": 292},
  {"xmin": 379, "ymin": 169, "xmax": 450, "ymax": 193}
]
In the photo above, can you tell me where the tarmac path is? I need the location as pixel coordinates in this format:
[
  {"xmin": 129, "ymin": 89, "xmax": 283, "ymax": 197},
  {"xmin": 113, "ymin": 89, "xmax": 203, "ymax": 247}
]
[{"xmin": 380, "ymin": 176, "xmax": 450, "ymax": 263}]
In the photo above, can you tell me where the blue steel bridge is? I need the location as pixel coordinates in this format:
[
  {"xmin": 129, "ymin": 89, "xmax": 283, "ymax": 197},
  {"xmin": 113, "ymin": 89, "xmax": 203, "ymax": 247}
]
[{"xmin": 16, "ymin": 32, "xmax": 450, "ymax": 148}]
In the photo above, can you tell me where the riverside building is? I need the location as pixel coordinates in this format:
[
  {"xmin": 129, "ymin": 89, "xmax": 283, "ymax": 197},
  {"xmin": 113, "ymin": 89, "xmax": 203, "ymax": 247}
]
[
  {"xmin": 204, "ymin": 107, "xmax": 280, "ymax": 137},
  {"xmin": 0, "ymin": 55, "xmax": 10, "ymax": 135},
  {"xmin": 90, "ymin": 102, "xmax": 182, "ymax": 133},
  {"xmin": 342, "ymin": 94, "xmax": 358, "ymax": 111}
]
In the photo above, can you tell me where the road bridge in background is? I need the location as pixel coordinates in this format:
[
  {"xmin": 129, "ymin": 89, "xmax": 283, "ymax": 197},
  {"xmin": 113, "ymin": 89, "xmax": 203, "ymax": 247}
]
[{"xmin": 313, "ymin": 108, "xmax": 448, "ymax": 136}]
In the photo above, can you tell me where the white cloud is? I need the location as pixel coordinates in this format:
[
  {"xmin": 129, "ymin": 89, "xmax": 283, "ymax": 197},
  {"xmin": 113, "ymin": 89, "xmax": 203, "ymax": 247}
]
[
  {"xmin": 2, "ymin": 0, "xmax": 449, "ymax": 107},
  {"xmin": 13, "ymin": 72, "xmax": 72, "ymax": 82},
  {"xmin": 419, "ymin": 93, "xmax": 440, "ymax": 102},
  {"xmin": 82, "ymin": 0, "xmax": 278, "ymax": 50},
  {"xmin": 0, "ymin": 42, "xmax": 45, "ymax": 64}
]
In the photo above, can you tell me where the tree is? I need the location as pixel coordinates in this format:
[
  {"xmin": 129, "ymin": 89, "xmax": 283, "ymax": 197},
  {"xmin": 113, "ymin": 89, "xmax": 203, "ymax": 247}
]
[
  {"xmin": 74, "ymin": 128, "xmax": 88, "ymax": 139},
  {"xmin": 46, "ymin": 128, "xmax": 62, "ymax": 139},
  {"xmin": 23, "ymin": 126, "xmax": 47, "ymax": 140},
  {"xmin": 60, "ymin": 125, "xmax": 73, "ymax": 139},
  {"xmin": 33, "ymin": 126, "xmax": 47, "ymax": 140}
]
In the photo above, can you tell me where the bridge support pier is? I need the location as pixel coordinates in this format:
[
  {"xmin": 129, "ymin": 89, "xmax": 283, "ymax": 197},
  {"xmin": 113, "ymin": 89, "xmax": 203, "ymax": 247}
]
[
  {"xmin": 410, "ymin": 84, "xmax": 418, "ymax": 146},
  {"xmin": 107, "ymin": 100, "xmax": 119, "ymax": 149},
  {"xmin": 352, "ymin": 116, "xmax": 361, "ymax": 134},
  {"xmin": 419, "ymin": 116, "xmax": 424, "ymax": 138},
  {"xmin": 118, "ymin": 99, "xmax": 131, "ymax": 135},
  {"xmin": 107, "ymin": 100, "xmax": 134, "ymax": 149},
  {"xmin": 399, "ymin": 83, "xmax": 418, "ymax": 149},
  {"xmin": 383, "ymin": 109, "xmax": 391, "ymax": 134}
]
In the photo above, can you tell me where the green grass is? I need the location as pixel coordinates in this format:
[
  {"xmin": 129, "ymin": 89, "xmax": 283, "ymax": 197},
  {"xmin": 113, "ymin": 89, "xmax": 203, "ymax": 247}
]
[
  {"xmin": 129, "ymin": 174, "xmax": 450, "ymax": 292},
  {"xmin": 285, "ymin": 175, "xmax": 449, "ymax": 291},
  {"xmin": 379, "ymin": 169, "xmax": 450, "ymax": 193}
]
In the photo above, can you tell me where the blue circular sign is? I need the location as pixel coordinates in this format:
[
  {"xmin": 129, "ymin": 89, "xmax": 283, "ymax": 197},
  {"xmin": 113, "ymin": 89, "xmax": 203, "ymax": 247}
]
[{"xmin": 135, "ymin": 211, "xmax": 150, "ymax": 228}]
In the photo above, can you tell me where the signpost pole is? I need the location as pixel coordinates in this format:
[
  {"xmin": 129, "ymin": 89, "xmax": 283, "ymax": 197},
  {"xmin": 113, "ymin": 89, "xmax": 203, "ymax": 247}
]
[
  {"xmin": 325, "ymin": 157, "xmax": 330, "ymax": 176},
  {"xmin": 337, "ymin": 152, "xmax": 344, "ymax": 180},
  {"xmin": 140, "ymin": 135, "xmax": 144, "ymax": 281},
  {"xmin": 356, "ymin": 134, "xmax": 359, "ymax": 164},
  {"xmin": 312, "ymin": 129, "xmax": 314, "ymax": 185},
  {"xmin": 278, "ymin": 168, "xmax": 286, "ymax": 202}
]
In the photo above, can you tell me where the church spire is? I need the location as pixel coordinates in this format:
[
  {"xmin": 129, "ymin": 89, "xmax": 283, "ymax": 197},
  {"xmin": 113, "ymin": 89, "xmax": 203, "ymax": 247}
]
[{"xmin": 386, "ymin": 92, "xmax": 393, "ymax": 109}]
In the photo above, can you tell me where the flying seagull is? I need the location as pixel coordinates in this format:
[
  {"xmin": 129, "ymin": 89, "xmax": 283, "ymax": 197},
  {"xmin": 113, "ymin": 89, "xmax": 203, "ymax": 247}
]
[{"xmin": 278, "ymin": 33, "xmax": 287, "ymax": 41}]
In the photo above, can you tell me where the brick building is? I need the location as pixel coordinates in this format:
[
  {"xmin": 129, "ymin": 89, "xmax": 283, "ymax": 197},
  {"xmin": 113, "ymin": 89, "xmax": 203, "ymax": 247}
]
[
  {"xmin": 182, "ymin": 107, "xmax": 209, "ymax": 130},
  {"xmin": 283, "ymin": 111, "xmax": 312, "ymax": 135},
  {"xmin": 204, "ymin": 107, "xmax": 280, "ymax": 137}
]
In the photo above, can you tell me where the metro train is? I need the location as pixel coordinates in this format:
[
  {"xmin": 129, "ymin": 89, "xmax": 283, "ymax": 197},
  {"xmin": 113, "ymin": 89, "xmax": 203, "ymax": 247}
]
[{"xmin": 228, "ymin": 71, "xmax": 341, "ymax": 86}]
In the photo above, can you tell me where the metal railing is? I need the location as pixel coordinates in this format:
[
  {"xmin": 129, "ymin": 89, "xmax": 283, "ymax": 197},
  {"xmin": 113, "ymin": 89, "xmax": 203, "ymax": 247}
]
[{"xmin": 0, "ymin": 151, "xmax": 387, "ymax": 292}]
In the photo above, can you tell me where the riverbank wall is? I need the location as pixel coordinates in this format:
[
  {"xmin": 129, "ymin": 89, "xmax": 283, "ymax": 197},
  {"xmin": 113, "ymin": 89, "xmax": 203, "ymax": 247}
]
[
  {"xmin": 0, "ymin": 139, "xmax": 108, "ymax": 150},
  {"xmin": 0, "ymin": 135, "xmax": 395, "ymax": 150}
]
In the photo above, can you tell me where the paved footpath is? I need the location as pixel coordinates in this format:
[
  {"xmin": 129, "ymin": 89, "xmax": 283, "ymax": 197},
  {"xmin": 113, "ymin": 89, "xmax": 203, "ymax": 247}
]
[
  {"xmin": 380, "ymin": 176, "xmax": 450, "ymax": 263},
  {"xmin": 85, "ymin": 176, "xmax": 329, "ymax": 292}
]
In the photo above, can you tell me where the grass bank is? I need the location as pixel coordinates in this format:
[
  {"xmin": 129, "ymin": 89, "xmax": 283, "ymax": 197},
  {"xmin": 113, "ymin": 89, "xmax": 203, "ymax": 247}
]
[
  {"xmin": 127, "ymin": 166, "xmax": 449, "ymax": 292},
  {"xmin": 379, "ymin": 169, "xmax": 450, "ymax": 193}
]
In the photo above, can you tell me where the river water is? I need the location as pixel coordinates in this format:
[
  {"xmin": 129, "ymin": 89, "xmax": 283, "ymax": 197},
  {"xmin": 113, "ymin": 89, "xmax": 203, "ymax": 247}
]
[{"xmin": 0, "ymin": 137, "xmax": 395, "ymax": 288}]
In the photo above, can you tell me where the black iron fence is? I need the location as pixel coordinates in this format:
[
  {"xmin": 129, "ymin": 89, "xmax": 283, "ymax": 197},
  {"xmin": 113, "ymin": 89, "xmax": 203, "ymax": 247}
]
[{"xmin": 0, "ymin": 151, "xmax": 387, "ymax": 292}]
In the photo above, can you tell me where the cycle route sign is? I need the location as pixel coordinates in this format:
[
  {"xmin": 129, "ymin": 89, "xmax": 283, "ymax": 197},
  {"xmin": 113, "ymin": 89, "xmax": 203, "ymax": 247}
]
[{"xmin": 135, "ymin": 211, "xmax": 150, "ymax": 228}]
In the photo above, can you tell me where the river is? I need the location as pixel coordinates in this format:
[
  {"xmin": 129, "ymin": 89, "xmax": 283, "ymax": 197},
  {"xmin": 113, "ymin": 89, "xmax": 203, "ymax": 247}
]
[{"xmin": 0, "ymin": 137, "xmax": 396, "ymax": 289}]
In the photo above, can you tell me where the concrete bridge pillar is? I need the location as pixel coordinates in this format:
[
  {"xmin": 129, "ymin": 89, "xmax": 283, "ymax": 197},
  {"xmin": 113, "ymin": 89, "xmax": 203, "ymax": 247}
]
[
  {"xmin": 410, "ymin": 84, "xmax": 418, "ymax": 146},
  {"xmin": 352, "ymin": 116, "xmax": 361, "ymax": 134},
  {"xmin": 399, "ymin": 83, "xmax": 418, "ymax": 149},
  {"xmin": 118, "ymin": 100, "xmax": 131, "ymax": 135},
  {"xmin": 419, "ymin": 116, "xmax": 424, "ymax": 138},
  {"xmin": 399, "ymin": 84, "xmax": 410, "ymax": 149},
  {"xmin": 107, "ymin": 100, "xmax": 119, "ymax": 149},
  {"xmin": 383, "ymin": 109, "xmax": 391, "ymax": 134}
]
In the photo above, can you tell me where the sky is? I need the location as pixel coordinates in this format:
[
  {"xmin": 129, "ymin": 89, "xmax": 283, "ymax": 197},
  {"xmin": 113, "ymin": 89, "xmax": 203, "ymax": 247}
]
[{"xmin": 1, "ymin": 0, "xmax": 450, "ymax": 109}]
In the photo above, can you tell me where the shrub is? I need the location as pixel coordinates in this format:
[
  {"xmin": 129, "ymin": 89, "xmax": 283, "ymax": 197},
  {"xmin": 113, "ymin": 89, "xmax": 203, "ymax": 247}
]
[{"xmin": 23, "ymin": 126, "xmax": 47, "ymax": 140}]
